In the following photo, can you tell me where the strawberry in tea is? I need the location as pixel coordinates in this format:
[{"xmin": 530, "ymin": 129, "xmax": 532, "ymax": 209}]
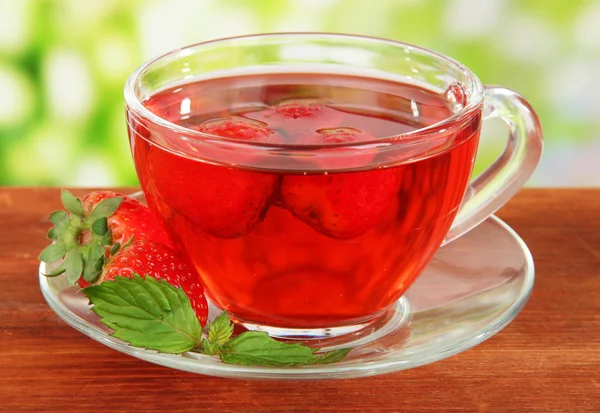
[{"xmin": 130, "ymin": 72, "xmax": 480, "ymax": 331}]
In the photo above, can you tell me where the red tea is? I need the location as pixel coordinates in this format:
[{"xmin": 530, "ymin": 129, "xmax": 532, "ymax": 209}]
[{"xmin": 130, "ymin": 73, "xmax": 480, "ymax": 329}]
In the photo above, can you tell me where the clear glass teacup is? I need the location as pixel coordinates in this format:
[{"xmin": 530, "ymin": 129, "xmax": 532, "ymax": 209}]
[{"xmin": 125, "ymin": 33, "xmax": 543, "ymax": 338}]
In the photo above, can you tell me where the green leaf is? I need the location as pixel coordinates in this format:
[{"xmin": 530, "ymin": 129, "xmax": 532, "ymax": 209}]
[
  {"xmin": 201, "ymin": 339, "xmax": 220, "ymax": 356},
  {"xmin": 43, "ymin": 260, "xmax": 67, "ymax": 277},
  {"xmin": 61, "ymin": 190, "xmax": 85, "ymax": 217},
  {"xmin": 38, "ymin": 242, "xmax": 67, "ymax": 263},
  {"xmin": 49, "ymin": 210, "xmax": 68, "ymax": 225},
  {"xmin": 87, "ymin": 270, "xmax": 102, "ymax": 284},
  {"xmin": 88, "ymin": 197, "xmax": 123, "ymax": 222},
  {"xmin": 83, "ymin": 275, "xmax": 202, "ymax": 354},
  {"xmin": 312, "ymin": 348, "xmax": 352, "ymax": 365},
  {"xmin": 96, "ymin": 255, "xmax": 106, "ymax": 271},
  {"xmin": 207, "ymin": 311, "xmax": 234, "ymax": 345},
  {"xmin": 90, "ymin": 243, "xmax": 106, "ymax": 263},
  {"xmin": 101, "ymin": 230, "xmax": 113, "ymax": 246},
  {"xmin": 64, "ymin": 250, "xmax": 84, "ymax": 285},
  {"xmin": 91, "ymin": 217, "xmax": 108, "ymax": 235},
  {"xmin": 220, "ymin": 332, "xmax": 319, "ymax": 367},
  {"xmin": 51, "ymin": 211, "xmax": 72, "ymax": 238},
  {"xmin": 110, "ymin": 242, "xmax": 121, "ymax": 256},
  {"xmin": 82, "ymin": 243, "xmax": 105, "ymax": 282},
  {"xmin": 47, "ymin": 228, "xmax": 57, "ymax": 240},
  {"xmin": 78, "ymin": 278, "xmax": 352, "ymax": 366}
]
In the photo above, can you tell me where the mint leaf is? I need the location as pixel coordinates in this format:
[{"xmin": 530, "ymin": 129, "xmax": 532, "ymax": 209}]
[
  {"xmin": 214, "ymin": 319, "xmax": 352, "ymax": 367},
  {"xmin": 207, "ymin": 311, "xmax": 234, "ymax": 345},
  {"xmin": 201, "ymin": 339, "xmax": 220, "ymax": 356},
  {"xmin": 220, "ymin": 331, "xmax": 319, "ymax": 367},
  {"xmin": 81, "ymin": 276, "xmax": 351, "ymax": 366},
  {"xmin": 312, "ymin": 348, "xmax": 352, "ymax": 365},
  {"xmin": 83, "ymin": 275, "xmax": 202, "ymax": 354}
]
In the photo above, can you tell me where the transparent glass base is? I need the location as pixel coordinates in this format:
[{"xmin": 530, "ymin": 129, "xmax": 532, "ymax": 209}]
[
  {"xmin": 232, "ymin": 298, "xmax": 410, "ymax": 343},
  {"xmin": 39, "ymin": 215, "xmax": 534, "ymax": 380}
]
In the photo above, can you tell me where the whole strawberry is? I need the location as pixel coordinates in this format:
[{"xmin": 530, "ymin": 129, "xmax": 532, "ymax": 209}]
[
  {"xmin": 39, "ymin": 190, "xmax": 173, "ymax": 285},
  {"xmin": 99, "ymin": 240, "xmax": 208, "ymax": 326},
  {"xmin": 39, "ymin": 190, "xmax": 208, "ymax": 325}
]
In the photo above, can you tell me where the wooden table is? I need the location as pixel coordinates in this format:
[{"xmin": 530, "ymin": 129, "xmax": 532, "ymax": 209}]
[{"xmin": 1, "ymin": 188, "xmax": 599, "ymax": 412}]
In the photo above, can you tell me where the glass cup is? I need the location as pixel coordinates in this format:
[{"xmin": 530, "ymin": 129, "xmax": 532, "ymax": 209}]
[{"xmin": 125, "ymin": 33, "xmax": 543, "ymax": 338}]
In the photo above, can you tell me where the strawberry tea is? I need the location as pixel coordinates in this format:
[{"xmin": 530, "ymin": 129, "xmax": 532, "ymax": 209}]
[
  {"xmin": 126, "ymin": 33, "xmax": 542, "ymax": 337},
  {"xmin": 130, "ymin": 71, "xmax": 480, "ymax": 331}
]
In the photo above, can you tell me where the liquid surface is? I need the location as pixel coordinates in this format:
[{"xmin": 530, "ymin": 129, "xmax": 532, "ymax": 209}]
[
  {"xmin": 131, "ymin": 72, "xmax": 480, "ymax": 328},
  {"xmin": 143, "ymin": 73, "xmax": 455, "ymax": 143}
]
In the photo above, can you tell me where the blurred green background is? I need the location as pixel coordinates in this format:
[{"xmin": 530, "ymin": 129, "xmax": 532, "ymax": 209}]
[{"xmin": 1, "ymin": 0, "xmax": 599, "ymax": 186}]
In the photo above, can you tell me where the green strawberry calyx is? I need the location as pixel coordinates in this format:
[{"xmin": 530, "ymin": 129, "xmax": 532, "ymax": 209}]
[{"xmin": 38, "ymin": 190, "xmax": 123, "ymax": 285}]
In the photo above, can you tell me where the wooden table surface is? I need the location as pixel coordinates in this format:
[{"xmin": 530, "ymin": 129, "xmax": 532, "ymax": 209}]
[{"xmin": 1, "ymin": 187, "xmax": 599, "ymax": 412}]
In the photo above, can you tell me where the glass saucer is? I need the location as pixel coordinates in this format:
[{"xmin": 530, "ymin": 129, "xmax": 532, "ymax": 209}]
[{"xmin": 39, "ymin": 214, "xmax": 533, "ymax": 380}]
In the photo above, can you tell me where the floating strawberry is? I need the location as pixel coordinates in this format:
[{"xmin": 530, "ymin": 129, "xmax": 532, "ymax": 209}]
[
  {"xmin": 281, "ymin": 168, "xmax": 400, "ymax": 239},
  {"xmin": 147, "ymin": 150, "xmax": 278, "ymax": 239},
  {"xmin": 280, "ymin": 126, "xmax": 398, "ymax": 239},
  {"xmin": 305, "ymin": 127, "xmax": 375, "ymax": 145},
  {"xmin": 286, "ymin": 127, "xmax": 377, "ymax": 170},
  {"xmin": 38, "ymin": 190, "xmax": 173, "ymax": 285},
  {"xmin": 143, "ymin": 119, "xmax": 279, "ymax": 239},
  {"xmin": 244, "ymin": 99, "xmax": 344, "ymax": 135},
  {"xmin": 274, "ymin": 99, "xmax": 329, "ymax": 119},
  {"xmin": 198, "ymin": 117, "xmax": 277, "ymax": 142}
]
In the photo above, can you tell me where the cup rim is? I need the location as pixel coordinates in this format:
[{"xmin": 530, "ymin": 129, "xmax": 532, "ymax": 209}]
[{"xmin": 124, "ymin": 32, "xmax": 484, "ymax": 149}]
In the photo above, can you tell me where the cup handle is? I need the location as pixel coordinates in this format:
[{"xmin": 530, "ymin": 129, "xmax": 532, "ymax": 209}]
[{"xmin": 443, "ymin": 86, "xmax": 543, "ymax": 244}]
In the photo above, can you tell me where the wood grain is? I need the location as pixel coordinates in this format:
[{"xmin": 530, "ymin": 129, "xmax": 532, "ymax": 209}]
[{"xmin": 1, "ymin": 187, "xmax": 599, "ymax": 413}]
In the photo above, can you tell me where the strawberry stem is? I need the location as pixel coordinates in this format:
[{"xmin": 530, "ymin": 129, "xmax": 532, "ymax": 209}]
[{"xmin": 78, "ymin": 229, "xmax": 92, "ymax": 246}]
